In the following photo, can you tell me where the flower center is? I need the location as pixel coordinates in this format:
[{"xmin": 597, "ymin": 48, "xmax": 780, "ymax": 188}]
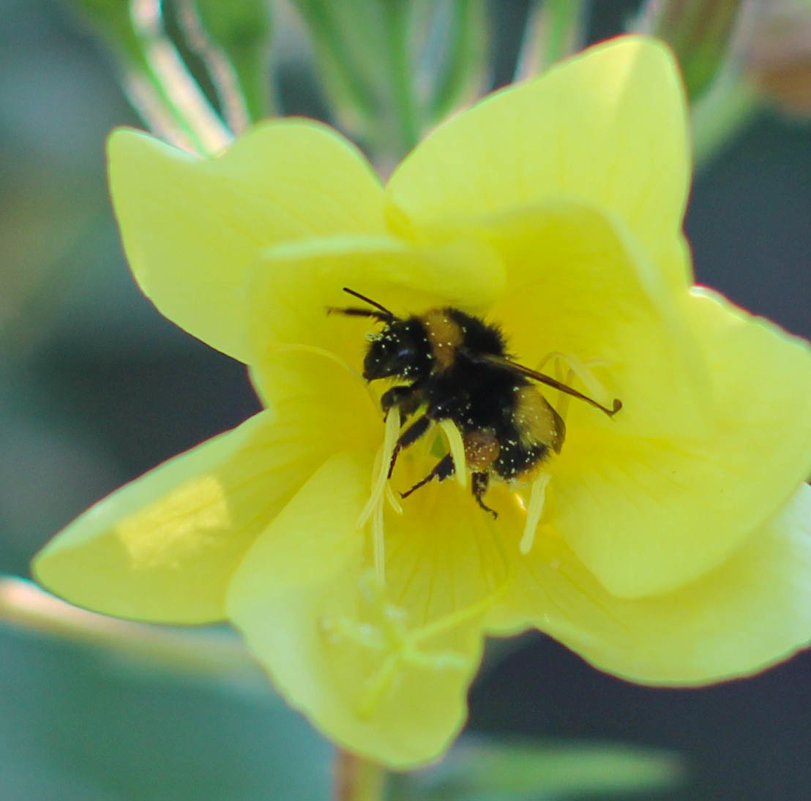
[
  {"xmin": 356, "ymin": 351, "xmax": 617, "ymax": 582},
  {"xmin": 319, "ymin": 571, "xmax": 497, "ymax": 719}
]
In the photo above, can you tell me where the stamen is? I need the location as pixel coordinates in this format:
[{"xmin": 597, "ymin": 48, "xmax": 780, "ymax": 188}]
[
  {"xmin": 535, "ymin": 351, "xmax": 613, "ymax": 417},
  {"xmin": 357, "ymin": 406, "xmax": 401, "ymax": 586},
  {"xmin": 320, "ymin": 571, "xmax": 499, "ymax": 719},
  {"xmin": 405, "ymin": 648, "xmax": 469, "ymax": 672},
  {"xmin": 372, "ymin": 501, "xmax": 386, "ymax": 585},
  {"xmin": 357, "ymin": 406, "xmax": 401, "ymax": 530},
  {"xmin": 317, "ymin": 616, "xmax": 384, "ymax": 650},
  {"xmin": 357, "ymin": 656, "xmax": 399, "ymax": 719},
  {"xmin": 385, "ymin": 484, "xmax": 403, "ymax": 515},
  {"xmin": 409, "ymin": 583, "xmax": 506, "ymax": 646},
  {"xmin": 437, "ymin": 419, "xmax": 468, "ymax": 488},
  {"xmin": 520, "ymin": 472, "xmax": 550, "ymax": 554}
]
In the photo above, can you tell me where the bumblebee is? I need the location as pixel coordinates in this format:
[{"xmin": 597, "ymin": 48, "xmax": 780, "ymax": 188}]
[{"xmin": 330, "ymin": 288, "xmax": 621, "ymax": 517}]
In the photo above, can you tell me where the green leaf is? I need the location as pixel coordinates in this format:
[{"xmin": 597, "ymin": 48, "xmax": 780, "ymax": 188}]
[
  {"xmin": 185, "ymin": 0, "xmax": 274, "ymax": 121},
  {"xmin": 635, "ymin": 0, "xmax": 745, "ymax": 101},
  {"xmin": 289, "ymin": 0, "xmax": 488, "ymax": 164},
  {"xmin": 425, "ymin": 0, "xmax": 489, "ymax": 125},
  {"xmin": 0, "ymin": 622, "xmax": 332, "ymax": 800},
  {"xmin": 394, "ymin": 738, "xmax": 684, "ymax": 800},
  {"xmin": 56, "ymin": 0, "xmax": 231, "ymax": 153},
  {"xmin": 56, "ymin": 0, "xmax": 145, "ymax": 68}
]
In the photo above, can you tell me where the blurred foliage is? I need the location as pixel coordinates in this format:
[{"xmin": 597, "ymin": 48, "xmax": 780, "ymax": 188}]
[
  {"xmin": 0, "ymin": 624, "xmax": 331, "ymax": 800},
  {"xmin": 287, "ymin": 0, "xmax": 489, "ymax": 163},
  {"xmin": 174, "ymin": 0, "xmax": 274, "ymax": 127},
  {"xmin": 639, "ymin": 0, "xmax": 743, "ymax": 100},
  {"xmin": 391, "ymin": 739, "xmax": 683, "ymax": 800}
]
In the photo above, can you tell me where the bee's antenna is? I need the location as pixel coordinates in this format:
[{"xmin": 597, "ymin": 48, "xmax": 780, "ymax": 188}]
[
  {"xmin": 531, "ymin": 374, "xmax": 622, "ymax": 417},
  {"xmin": 471, "ymin": 354, "xmax": 623, "ymax": 418},
  {"xmin": 341, "ymin": 287, "xmax": 395, "ymax": 319}
]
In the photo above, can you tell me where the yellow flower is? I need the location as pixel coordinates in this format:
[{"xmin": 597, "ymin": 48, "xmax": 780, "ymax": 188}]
[{"xmin": 33, "ymin": 36, "xmax": 811, "ymax": 767}]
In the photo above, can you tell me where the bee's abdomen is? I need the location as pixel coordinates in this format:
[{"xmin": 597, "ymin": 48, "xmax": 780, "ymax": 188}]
[
  {"xmin": 492, "ymin": 435, "xmax": 549, "ymax": 480},
  {"xmin": 513, "ymin": 387, "xmax": 563, "ymax": 452}
]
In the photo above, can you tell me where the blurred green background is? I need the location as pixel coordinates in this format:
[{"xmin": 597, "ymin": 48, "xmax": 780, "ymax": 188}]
[{"xmin": 1, "ymin": 0, "xmax": 810, "ymax": 799}]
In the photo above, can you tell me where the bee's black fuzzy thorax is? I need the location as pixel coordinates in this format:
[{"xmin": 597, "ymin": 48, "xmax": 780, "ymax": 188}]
[
  {"xmin": 444, "ymin": 308, "xmax": 507, "ymax": 357},
  {"xmin": 330, "ymin": 290, "xmax": 584, "ymax": 517}
]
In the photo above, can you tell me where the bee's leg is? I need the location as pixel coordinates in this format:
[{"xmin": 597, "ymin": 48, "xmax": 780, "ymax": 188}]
[
  {"xmin": 400, "ymin": 454, "xmax": 455, "ymax": 499},
  {"xmin": 381, "ymin": 386, "xmax": 420, "ymax": 420},
  {"xmin": 387, "ymin": 414, "xmax": 431, "ymax": 478},
  {"xmin": 471, "ymin": 472, "xmax": 498, "ymax": 519}
]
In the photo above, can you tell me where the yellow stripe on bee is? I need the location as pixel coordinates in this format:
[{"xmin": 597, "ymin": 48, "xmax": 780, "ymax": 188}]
[
  {"xmin": 422, "ymin": 310, "xmax": 463, "ymax": 369},
  {"xmin": 514, "ymin": 387, "xmax": 562, "ymax": 450}
]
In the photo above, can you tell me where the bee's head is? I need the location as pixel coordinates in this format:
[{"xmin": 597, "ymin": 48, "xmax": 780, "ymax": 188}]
[{"xmin": 363, "ymin": 319, "xmax": 432, "ymax": 383}]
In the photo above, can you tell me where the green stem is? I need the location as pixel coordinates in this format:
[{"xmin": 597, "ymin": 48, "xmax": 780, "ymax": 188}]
[
  {"xmin": 175, "ymin": 0, "xmax": 253, "ymax": 133},
  {"xmin": 383, "ymin": 0, "xmax": 420, "ymax": 156},
  {"xmin": 129, "ymin": 0, "xmax": 232, "ymax": 155},
  {"xmin": 515, "ymin": 0, "xmax": 587, "ymax": 80},
  {"xmin": 118, "ymin": 60, "xmax": 203, "ymax": 152},
  {"xmin": 231, "ymin": 49, "xmax": 275, "ymax": 121},
  {"xmin": 0, "ymin": 577, "xmax": 264, "ymax": 690},
  {"xmin": 692, "ymin": 76, "xmax": 761, "ymax": 170},
  {"xmin": 427, "ymin": 0, "xmax": 486, "ymax": 124},
  {"xmin": 334, "ymin": 750, "xmax": 386, "ymax": 801},
  {"xmin": 293, "ymin": 0, "xmax": 379, "ymax": 123}
]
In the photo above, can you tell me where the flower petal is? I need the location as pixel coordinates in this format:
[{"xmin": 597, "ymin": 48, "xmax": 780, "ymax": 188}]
[
  {"xmin": 478, "ymin": 201, "xmax": 708, "ymax": 440},
  {"xmin": 245, "ymin": 233, "xmax": 504, "ymax": 404},
  {"xmin": 489, "ymin": 484, "xmax": 811, "ymax": 684},
  {"xmin": 387, "ymin": 36, "xmax": 691, "ymax": 287},
  {"xmin": 683, "ymin": 287, "xmax": 811, "ymax": 528},
  {"xmin": 226, "ymin": 452, "xmax": 484, "ymax": 767},
  {"xmin": 108, "ymin": 121, "xmax": 385, "ymax": 362},
  {"xmin": 383, "ymin": 464, "xmax": 512, "ymax": 622},
  {"xmin": 549, "ymin": 287, "xmax": 811, "ymax": 598},
  {"xmin": 32, "ymin": 412, "xmax": 321, "ymax": 623}
]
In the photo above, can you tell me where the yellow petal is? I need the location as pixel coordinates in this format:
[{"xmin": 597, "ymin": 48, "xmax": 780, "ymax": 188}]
[
  {"xmin": 33, "ymin": 412, "xmax": 321, "ymax": 623},
  {"xmin": 382, "ymin": 465, "xmax": 512, "ymax": 622},
  {"xmin": 684, "ymin": 287, "xmax": 811, "ymax": 523},
  {"xmin": 108, "ymin": 121, "xmax": 385, "ymax": 362},
  {"xmin": 479, "ymin": 201, "xmax": 708, "ymax": 440},
  {"xmin": 490, "ymin": 483, "xmax": 811, "ymax": 684},
  {"xmin": 387, "ymin": 36, "xmax": 691, "ymax": 287},
  {"xmin": 245, "ymin": 234, "xmax": 504, "ymax": 404},
  {"xmin": 227, "ymin": 452, "xmax": 485, "ymax": 767},
  {"xmin": 549, "ymin": 287, "xmax": 811, "ymax": 598}
]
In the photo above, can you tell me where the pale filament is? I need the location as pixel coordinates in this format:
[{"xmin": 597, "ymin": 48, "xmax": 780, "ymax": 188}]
[
  {"xmin": 361, "ymin": 413, "xmax": 469, "ymax": 584},
  {"xmin": 519, "ymin": 472, "xmax": 550, "ymax": 554},
  {"xmin": 357, "ymin": 406, "xmax": 402, "ymax": 586},
  {"xmin": 357, "ymin": 405, "xmax": 401, "ymax": 529},
  {"xmin": 320, "ymin": 570, "xmax": 498, "ymax": 719},
  {"xmin": 437, "ymin": 419, "xmax": 468, "ymax": 489},
  {"xmin": 372, "ymin": 501, "xmax": 386, "ymax": 586},
  {"xmin": 518, "ymin": 352, "xmax": 611, "ymax": 555},
  {"xmin": 534, "ymin": 350, "xmax": 612, "ymax": 420},
  {"xmin": 384, "ymin": 484, "xmax": 403, "ymax": 515}
]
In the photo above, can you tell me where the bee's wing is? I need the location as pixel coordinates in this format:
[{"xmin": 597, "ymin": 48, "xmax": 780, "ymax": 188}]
[
  {"xmin": 546, "ymin": 397, "xmax": 566, "ymax": 453},
  {"xmin": 465, "ymin": 352, "xmax": 622, "ymax": 417}
]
